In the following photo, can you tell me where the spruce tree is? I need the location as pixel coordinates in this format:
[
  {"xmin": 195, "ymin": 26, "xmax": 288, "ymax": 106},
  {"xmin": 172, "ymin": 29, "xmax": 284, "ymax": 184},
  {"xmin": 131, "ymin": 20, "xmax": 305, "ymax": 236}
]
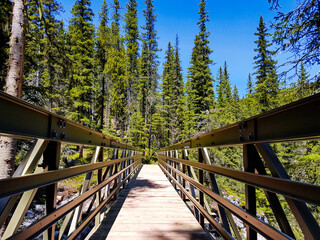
[
  {"xmin": 23, "ymin": 0, "xmax": 44, "ymax": 106},
  {"xmin": 216, "ymin": 62, "xmax": 232, "ymax": 108},
  {"xmin": 140, "ymin": 0, "xmax": 159, "ymax": 154},
  {"xmin": 297, "ymin": 62, "xmax": 309, "ymax": 99},
  {"xmin": 187, "ymin": 0, "xmax": 214, "ymax": 117},
  {"xmin": 124, "ymin": 0, "xmax": 140, "ymax": 142},
  {"xmin": 223, "ymin": 61, "xmax": 232, "ymax": 100},
  {"xmin": 232, "ymin": 85, "xmax": 240, "ymax": 102},
  {"xmin": 67, "ymin": 0, "xmax": 95, "ymax": 126},
  {"xmin": 253, "ymin": 15, "xmax": 279, "ymax": 110},
  {"xmin": 40, "ymin": 0, "xmax": 66, "ymax": 113},
  {"xmin": 247, "ymin": 73, "xmax": 253, "ymax": 95},
  {"xmin": 172, "ymin": 35, "xmax": 186, "ymax": 142},
  {"xmin": 216, "ymin": 66, "xmax": 224, "ymax": 107},
  {"xmin": 96, "ymin": 0, "xmax": 111, "ymax": 131},
  {"xmin": 124, "ymin": 0, "xmax": 139, "ymax": 109},
  {"xmin": 161, "ymin": 42, "xmax": 175, "ymax": 146},
  {"xmin": 105, "ymin": 0, "xmax": 127, "ymax": 139}
]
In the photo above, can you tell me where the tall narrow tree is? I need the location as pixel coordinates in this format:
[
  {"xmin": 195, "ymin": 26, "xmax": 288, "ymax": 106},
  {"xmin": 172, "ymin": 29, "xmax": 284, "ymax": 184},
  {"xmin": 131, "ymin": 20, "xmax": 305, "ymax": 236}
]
[
  {"xmin": 105, "ymin": 0, "xmax": 127, "ymax": 139},
  {"xmin": 216, "ymin": 62, "xmax": 232, "ymax": 108},
  {"xmin": 297, "ymin": 62, "xmax": 309, "ymax": 99},
  {"xmin": 172, "ymin": 35, "xmax": 185, "ymax": 143},
  {"xmin": 96, "ymin": 0, "xmax": 110, "ymax": 130},
  {"xmin": 124, "ymin": 0, "xmax": 139, "ymax": 110},
  {"xmin": 187, "ymin": 0, "xmax": 214, "ymax": 118},
  {"xmin": 247, "ymin": 73, "xmax": 253, "ymax": 95},
  {"xmin": 253, "ymin": 15, "xmax": 279, "ymax": 110},
  {"xmin": 140, "ymin": 0, "xmax": 159, "ymax": 154},
  {"xmin": 67, "ymin": 0, "xmax": 95, "ymax": 126},
  {"xmin": 161, "ymin": 42, "xmax": 174, "ymax": 146},
  {"xmin": 124, "ymin": 0, "xmax": 140, "ymax": 141}
]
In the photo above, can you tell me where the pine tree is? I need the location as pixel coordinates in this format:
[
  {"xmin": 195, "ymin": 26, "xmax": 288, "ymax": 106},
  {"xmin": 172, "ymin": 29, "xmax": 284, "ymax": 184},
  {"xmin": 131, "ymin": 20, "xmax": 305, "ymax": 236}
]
[
  {"xmin": 23, "ymin": 0, "xmax": 45, "ymax": 106},
  {"xmin": 172, "ymin": 35, "xmax": 186, "ymax": 142},
  {"xmin": 216, "ymin": 62, "xmax": 232, "ymax": 108},
  {"xmin": 216, "ymin": 66, "xmax": 224, "ymax": 107},
  {"xmin": 297, "ymin": 62, "xmax": 310, "ymax": 99},
  {"xmin": 223, "ymin": 61, "xmax": 232, "ymax": 100},
  {"xmin": 232, "ymin": 85, "xmax": 240, "ymax": 102},
  {"xmin": 187, "ymin": 0, "xmax": 214, "ymax": 117},
  {"xmin": 67, "ymin": 0, "xmax": 95, "ymax": 126},
  {"xmin": 96, "ymin": 0, "xmax": 110, "ymax": 131},
  {"xmin": 253, "ymin": 15, "xmax": 279, "ymax": 111},
  {"xmin": 124, "ymin": 0, "xmax": 139, "ymax": 110},
  {"xmin": 40, "ymin": 0, "xmax": 66, "ymax": 112},
  {"xmin": 247, "ymin": 73, "xmax": 253, "ymax": 95},
  {"xmin": 124, "ymin": 0, "xmax": 140, "ymax": 142},
  {"xmin": 161, "ymin": 42, "xmax": 175, "ymax": 146},
  {"xmin": 105, "ymin": 0, "xmax": 127, "ymax": 139},
  {"xmin": 140, "ymin": 0, "xmax": 159, "ymax": 154}
]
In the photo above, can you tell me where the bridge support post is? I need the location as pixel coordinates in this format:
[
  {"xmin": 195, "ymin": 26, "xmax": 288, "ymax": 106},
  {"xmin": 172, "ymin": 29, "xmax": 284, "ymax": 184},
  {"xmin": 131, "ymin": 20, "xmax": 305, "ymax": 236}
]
[
  {"xmin": 243, "ymin": 144, "xmax": 257, "ymax": 240},
  {"xmin": 256, "ymin": 143, "xmax": 320, "ymax": 239},
  {"xmin": 183, "ymin": 150, "xmax": 200, "ymax": 221},
  {"xmin": 198, "ymin": 148, "xmax": 205, "ymax": 227},
  {"xmin": 181, "ymin": 150, "xmax": 187, "ymax": 201},
  {"xmin": 43, "ymin": 141, "xmax": 61, "ymax": 240}
]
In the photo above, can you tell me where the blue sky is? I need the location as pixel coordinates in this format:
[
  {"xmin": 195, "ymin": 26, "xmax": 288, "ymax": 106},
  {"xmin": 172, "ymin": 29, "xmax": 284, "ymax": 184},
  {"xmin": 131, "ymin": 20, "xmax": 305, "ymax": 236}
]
[{"xmin": 58, "ymin": 0, "xmax": 312, "ymax": 96}]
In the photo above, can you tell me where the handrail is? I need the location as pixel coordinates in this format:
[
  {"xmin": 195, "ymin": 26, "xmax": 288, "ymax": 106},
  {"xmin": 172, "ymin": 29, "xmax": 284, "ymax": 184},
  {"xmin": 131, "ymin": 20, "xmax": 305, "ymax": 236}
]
[
  {"xmin": 0, "ymin": 91, "xmax": 136, "ymax": 149},
  {"xmin": 157, "ymin": 94, "xmax": 320, "ymax": 240},
  {"xmin": 158, "ymin": 154, "xmax": 320, "ymax": 205},
  {"xmin": 10, "ymin": 162, "xmax": 141, "ymax": 240},
  {"xmin": 159, "ymin": 92, "xmax": 320, "ymax": 150},
  {"xmin": 0, "ymin": 155, "xmax": 142, "ymax": 198},
  {"xmin": 0, "ymin": 92, "xmax": 142, "ymax": 240}
]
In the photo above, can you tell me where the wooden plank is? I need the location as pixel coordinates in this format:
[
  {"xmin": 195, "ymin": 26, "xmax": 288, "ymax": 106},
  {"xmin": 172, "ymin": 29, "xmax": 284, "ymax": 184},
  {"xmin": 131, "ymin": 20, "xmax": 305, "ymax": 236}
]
[{"xmin": 89, "ymin": 165, "xmax": 209, "ymax": 240}]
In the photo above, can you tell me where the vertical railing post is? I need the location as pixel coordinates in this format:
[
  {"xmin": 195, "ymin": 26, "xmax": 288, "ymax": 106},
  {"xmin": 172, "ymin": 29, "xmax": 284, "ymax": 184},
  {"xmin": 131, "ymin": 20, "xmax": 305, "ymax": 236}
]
[
  {"xmin": 113, "ymin": 148, "xmax": 119, "ymax": 200},
  {"xmin": 172, "ymin": 151, "xmax": 177, "ymax": 189},
  {"xmin": 181, "ymin": 150, "xmax": 187, "ymax": 201},
  {"xmin": 243, "ymin": 144, "xmax": 257, "ymax": 240},
  {"xmin": 43, "ymin": 141, "xmax": 61, "ymax": 240},
  {"xmin": 198, "ymin": 148, "xmax": 205, "ymax": 227},
  {"xmin": 183, "ymin": 149, "xmax": 200, "ymax": 220},
  {"xmin": 119, "ymin": 150, "xmax": 126, "ymax": 189}
]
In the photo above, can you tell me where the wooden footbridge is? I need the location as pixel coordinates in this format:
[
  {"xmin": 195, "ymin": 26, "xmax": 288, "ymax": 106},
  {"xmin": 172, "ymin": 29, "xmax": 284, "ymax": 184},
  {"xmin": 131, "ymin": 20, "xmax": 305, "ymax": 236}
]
[{"xmin": 0, "ymin": 91, "xmax": 320, "ymax": 240}]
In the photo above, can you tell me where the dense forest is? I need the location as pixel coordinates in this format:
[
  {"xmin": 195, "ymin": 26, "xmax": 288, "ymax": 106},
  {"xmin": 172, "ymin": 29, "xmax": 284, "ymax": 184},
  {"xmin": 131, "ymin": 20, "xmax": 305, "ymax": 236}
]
[
  {"xmin": 0, "ymin": 0, "xmax": 319, "ymax": 155},
  {"xmin": 0, "ymin": 0, "xmax": 320, "ymax": 238}
]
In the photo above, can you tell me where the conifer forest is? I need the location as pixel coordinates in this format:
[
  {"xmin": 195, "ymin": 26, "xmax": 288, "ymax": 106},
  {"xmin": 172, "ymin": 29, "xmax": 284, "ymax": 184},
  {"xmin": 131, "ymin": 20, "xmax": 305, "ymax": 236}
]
[{"xmin": 0, "ymin": 0, "xmax": 320, "ymax": 239}]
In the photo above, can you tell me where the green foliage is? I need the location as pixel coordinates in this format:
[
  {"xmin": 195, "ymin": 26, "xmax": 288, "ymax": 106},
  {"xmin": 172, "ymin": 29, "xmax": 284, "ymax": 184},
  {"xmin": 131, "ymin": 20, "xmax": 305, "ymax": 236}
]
[
  {"xmin": 272, "ymin": 0, "xmax": 320, "ymax": 74},
  {"xmin": 0, "ymin": 0, "xmax": 11, "ymax": 90},
  {"xmin": 253, "ymin": 16, "xmax": 279, "ymax": 111},
  {"xmin": 124, "ymin": 0, "xmax": 140, "ymax": 113},
  {"xmin": 95, "ymin": 0, "xmax": 111, "ymax": 131},
  {"xmin": 67, "ymin": 0, "xmax": 95, "ymax": 126},
  {"xmin": 216, "ymin": 62, "xmax": 232, "ymax": 108},
  {"xmin": 187, "ymin": 0, "xmax": 214, "ymax": 132}
]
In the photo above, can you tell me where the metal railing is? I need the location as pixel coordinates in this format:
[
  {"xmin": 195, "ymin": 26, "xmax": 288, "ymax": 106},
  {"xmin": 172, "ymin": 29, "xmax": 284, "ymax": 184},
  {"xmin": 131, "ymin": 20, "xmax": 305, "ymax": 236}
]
[
  {"xmin": 0, "ymin": 91, "xmax": 142, "ymax": 240},
  {"xmin": 158, "ymin": 92, "xmax": 320, "ymax": 240}
]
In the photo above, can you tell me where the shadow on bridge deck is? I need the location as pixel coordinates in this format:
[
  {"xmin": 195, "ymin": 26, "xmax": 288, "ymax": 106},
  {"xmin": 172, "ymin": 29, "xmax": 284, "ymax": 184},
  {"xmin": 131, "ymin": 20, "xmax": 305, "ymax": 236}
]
[{"xmin": 88, "ymin": 164, "xmax": 209, "ymax": 240}]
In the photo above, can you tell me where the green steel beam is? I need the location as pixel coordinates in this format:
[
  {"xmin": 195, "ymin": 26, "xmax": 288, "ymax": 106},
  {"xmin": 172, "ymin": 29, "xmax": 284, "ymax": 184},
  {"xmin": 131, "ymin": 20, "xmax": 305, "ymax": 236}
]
[
  {"xmin": 0, "ymin": 91, "xmax": 137, "ymax": 150},
  {"xmin": 160, "ymin": 92, "xmax": 320, "ymax": 150}
]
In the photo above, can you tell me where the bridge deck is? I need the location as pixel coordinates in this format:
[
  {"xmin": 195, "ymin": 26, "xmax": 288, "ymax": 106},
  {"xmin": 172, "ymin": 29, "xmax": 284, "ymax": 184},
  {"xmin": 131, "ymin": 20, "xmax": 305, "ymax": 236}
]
[{"xmin": 89, "ymin": 164, "xmax": 209, "ymax": 240}]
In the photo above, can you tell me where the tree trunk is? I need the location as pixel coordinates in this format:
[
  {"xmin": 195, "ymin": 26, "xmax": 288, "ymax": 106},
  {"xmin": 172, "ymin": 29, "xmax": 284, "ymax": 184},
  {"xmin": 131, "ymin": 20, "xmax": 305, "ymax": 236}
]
[{"xmin": 0, "ymin": 0, "xmax": 25, "ymax": 179}]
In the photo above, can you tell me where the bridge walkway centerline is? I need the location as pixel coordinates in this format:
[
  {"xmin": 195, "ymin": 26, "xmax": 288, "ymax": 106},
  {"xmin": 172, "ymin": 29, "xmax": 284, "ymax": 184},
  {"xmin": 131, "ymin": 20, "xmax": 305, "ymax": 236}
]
[{"xmin": 88, "ymin": 164, "xmax": 209, "ymax": 240}]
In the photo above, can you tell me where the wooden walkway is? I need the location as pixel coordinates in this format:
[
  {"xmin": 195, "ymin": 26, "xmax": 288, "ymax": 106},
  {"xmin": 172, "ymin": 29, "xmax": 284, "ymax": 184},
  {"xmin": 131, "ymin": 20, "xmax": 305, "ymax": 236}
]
[{"xmin": 89, "ymin": 164, "xmax": 209, "ymax": 240}]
